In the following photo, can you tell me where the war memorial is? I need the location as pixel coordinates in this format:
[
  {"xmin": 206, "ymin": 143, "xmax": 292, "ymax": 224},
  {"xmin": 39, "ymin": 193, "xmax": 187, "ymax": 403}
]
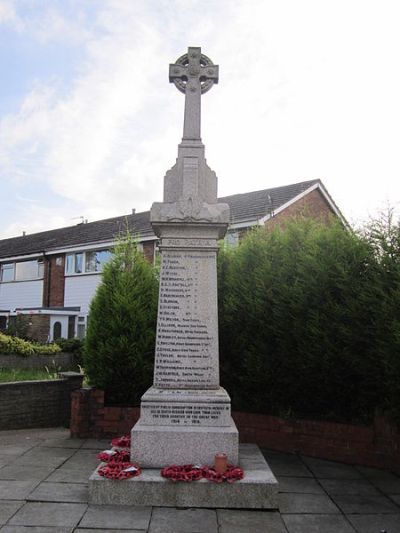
[{"xmin": 89, "ymin": 47, "xmax": 278, "ymax": 508}]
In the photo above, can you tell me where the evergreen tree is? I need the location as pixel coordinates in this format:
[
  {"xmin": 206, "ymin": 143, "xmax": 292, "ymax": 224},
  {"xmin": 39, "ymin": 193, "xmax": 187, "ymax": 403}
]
[
  {"xmin": 218, "ymin": 217, "xmax": 386, "ymax": 423},
  {"xmin": 84, "ymin": 232, "xmax": 158, "ymax": 405}
]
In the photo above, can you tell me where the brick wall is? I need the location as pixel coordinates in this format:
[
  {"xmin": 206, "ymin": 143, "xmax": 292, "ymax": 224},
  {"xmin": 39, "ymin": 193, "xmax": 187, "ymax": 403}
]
[
  {"xmin": 43, "ymin": 255, "xmax": 65, "ymax": 307},
  {"xmin": 142, "ymin": 241, "xmax": 156, "ymax": 263},
  {"xmin": 26, "ymin": 314, "xmax": 50, "ymax": 343},
  {"xmin": 266, "ymin": 188, "xmax": 336, "ymax": 230},
  {"xmin": 0, "ymin": 372, "xmax": 84, "ymax": 430},
  {"xmin": 70, "ymin": 388, "xmax": 140, "ymax": 438},
  {"xmin": 70, "ymin": 388, "xmax": 400, "ymax": 473}
]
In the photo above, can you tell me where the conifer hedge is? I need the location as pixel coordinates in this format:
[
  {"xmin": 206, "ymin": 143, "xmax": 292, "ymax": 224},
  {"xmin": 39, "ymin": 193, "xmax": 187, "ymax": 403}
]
[
  {"xmin": 84, "ymin": 215, "xmax": 400, "ymax": 424},
  {"xmin": 84, "ymin": 234, "xmax": 158, "ymax": 405},
  {"xmin": 218, "ymin": 214, "xmax": 400, "ymax": 424}
]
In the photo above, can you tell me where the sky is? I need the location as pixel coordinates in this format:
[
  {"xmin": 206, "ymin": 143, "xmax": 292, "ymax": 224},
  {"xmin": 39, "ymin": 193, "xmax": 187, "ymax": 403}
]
[{"xmin": 1, "ymin": 0, "xmax": 400, "ymax": 240}]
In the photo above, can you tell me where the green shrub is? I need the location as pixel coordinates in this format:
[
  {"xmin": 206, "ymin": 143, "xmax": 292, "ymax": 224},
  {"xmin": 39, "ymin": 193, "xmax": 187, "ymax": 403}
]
[
  {"xmin": 55, "ymin": 337, "xmax": 84, "ymax": 365},
  {"xmin": 84, "ymin": 232, "xmax": 158, "ymax": 405},
  {"xmin": 218, "ymin": 217, "xmax": 394, "ymax": 424},
  {"xmin": 0, "ymin": 333, "xmax": 61, "ymax": 357}
]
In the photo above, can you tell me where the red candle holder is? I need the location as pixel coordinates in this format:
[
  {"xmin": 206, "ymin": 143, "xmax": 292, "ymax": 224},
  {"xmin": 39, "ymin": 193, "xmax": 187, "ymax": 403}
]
[{"xmin": 214, "ymin": 453, "xmax": 228, "ymax": 474}]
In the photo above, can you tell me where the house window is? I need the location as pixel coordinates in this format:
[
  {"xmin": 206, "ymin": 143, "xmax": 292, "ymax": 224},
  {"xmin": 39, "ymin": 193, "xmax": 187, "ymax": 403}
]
[
  {"xmin": 77, "ymin": 316, "xmax": 86, "ymax": 339},
  {"xmin": 15, "ymin": 260, "xmax": 44, "ymax": 281},
  {"xmin": 65, "ymin": 249, "xmax": 111, "ymax": 275},
  {"xmin": 1, "ymin": 260, "xmax": 43, "ymax": 282},
  {"xmin": 225, "ymin": 231, "xmax": 239, "ymax": 248},
  {"xmin": 85, "ymin": 250, "xmax": 111, "ymax": 272},
  {"xmin": 0, "ymin": 263, "xmax": 14, "ymax": 282}
]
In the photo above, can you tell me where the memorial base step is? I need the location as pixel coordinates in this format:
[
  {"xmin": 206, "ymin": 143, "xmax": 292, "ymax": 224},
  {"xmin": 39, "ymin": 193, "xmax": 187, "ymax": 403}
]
[
  {"xmin": 88, "ymin": 443, "xmax": 279, "ymax": 509},
  {"xmin": 131, "ymin": 417, "xmax": 239, "ymax": 467}
]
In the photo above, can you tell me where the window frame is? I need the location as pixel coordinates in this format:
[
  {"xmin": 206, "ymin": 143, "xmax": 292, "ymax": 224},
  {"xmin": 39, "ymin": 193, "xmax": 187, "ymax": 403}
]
[
  {"xmin": 0, "ymin": 259, "xmax": 44, "ymax": 283},
  {"xmin": 65, "ymin": 249, "xmax": 111, "ymax": 276}
]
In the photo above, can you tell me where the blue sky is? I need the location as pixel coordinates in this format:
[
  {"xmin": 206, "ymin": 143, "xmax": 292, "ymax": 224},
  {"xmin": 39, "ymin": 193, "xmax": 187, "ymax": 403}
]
[{"xmin": 1, "ymin": 0, "xmax": 400, "ymax": 239}]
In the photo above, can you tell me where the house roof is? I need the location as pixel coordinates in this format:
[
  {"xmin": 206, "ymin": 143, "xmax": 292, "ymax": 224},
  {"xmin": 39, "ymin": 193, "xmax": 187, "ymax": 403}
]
[{"xmin": 0, "ymin": 179, "xmax": 324, "ymax": 260}]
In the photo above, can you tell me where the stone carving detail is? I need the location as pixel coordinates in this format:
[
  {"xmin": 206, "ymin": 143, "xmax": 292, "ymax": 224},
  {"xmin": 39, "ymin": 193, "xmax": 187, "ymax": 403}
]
[{"xmin": 169, "ymin": 49, "xmax": 219, "ymax": 95}]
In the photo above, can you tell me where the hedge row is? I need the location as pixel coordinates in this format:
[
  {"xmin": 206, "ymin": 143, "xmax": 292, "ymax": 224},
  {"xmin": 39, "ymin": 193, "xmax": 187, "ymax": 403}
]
[
  {"xmin": 83, "ymin": 213, "xmax": 400, "ymax": 425},
  {"xmin": 0, "ymin": 333, "xmax": 61, "ymax": 357},
  {"xmin": 218, "ymin": 215, "xmax": 400, "ymax": 424}
]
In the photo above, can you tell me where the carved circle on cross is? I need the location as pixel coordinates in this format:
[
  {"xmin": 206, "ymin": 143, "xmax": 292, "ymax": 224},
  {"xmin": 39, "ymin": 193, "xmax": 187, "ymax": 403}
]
[{"xmin": 171, "ymin": 52, "xmax": 216, "ymax": 95}]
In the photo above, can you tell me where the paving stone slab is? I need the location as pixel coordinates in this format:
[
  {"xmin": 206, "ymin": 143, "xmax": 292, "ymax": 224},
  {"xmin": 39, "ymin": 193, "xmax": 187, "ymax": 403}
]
[
  {"xmin": 301, "ymin": 456, "xmax": 362, "ymax": 479},
  {"xmin": 61, "ymin": 450, "xmax": 100, "ymax": 471},
  {"xmin": 217, "ymin": 509, "xmax": 286, "ymax": 533},
  {"xmin": 0, "ymin": 501, "xmax": 23, "ymax": 526},
  {"xmin": 39, "ymin": 438, "xmax": 84, "ymax": 449},
  {"xmin": 347, "ymin": 513, "xmax": 400, "ymax": 533},
  {"xmin": 369, "ymin": 477, "xmax": 400, "ymax": 494},
  {"xmin": 75, "ymin": 530, "xmax": 146, "ymax": 533},
  {"xmin": 331, "ymin": 493, "xmax": 400, "ymax": 514},
  {"xmin": 0, "ymin": 446, "xmax": 35, "ymax": 457},
  {"xmin": 278, "ymin": 493, "xmax": 340, "ymax": 514},
  {"xmin": 27, "ymin": 482, "xmax": 88, "ymax": 503},
  {"xmin": 262, "ymin": 453, "xmax": 312, "ymax": 478},
  {"xmin": 0, "ymin": 428, "xmax": 63, "ymax": 444},
  {"xmin": 0, "ymin": 465, "xmax": 54, "ymax": 481},
  {"xmin": 80, "ymin": 439, "xmax": 111, "ymax": 450},
  {"xmin": 389, "ymin": 493, "xmax": 400, "ymax": 505},
  {"xmin": 8, "ymin": 502, "xmax": 87, "ymax": 527},
  {"xmin": 79, "ymin": 504, "xmax": 151, "ymax": 530},
  {"xmin": 282, "ymin": 513, "xmax": 356, "ymax": 533},
  {"xmin": 356, "ymin": 465, "xmax": 400, "ymax": 480},
  {"xmin": 0, "ymin": 480, "xmax": 39, "ymax": 500},
  {"xmin": 319, "ymin": 478, "xmax": 380, "ymax": 496},
  {"xmin": 1, "ymin": 527, "xmax": 73, "ymax": 533},
  {"xmin": 11, "ymin": 448, "xmax": 76, "ymax": 468},
  {"xmin": 149, "ymin": 507, "xmax": 218, "ymax": 533},
  {"xmin": 277, "ymin": 476, "xmax": 324, "ymax": 494},
  {"xmin": 46, "ymin": 467, "xmax": 92, "ymax": 484}
]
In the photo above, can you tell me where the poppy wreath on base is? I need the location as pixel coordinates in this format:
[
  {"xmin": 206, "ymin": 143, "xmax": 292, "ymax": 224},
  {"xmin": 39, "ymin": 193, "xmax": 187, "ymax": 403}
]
[
  {"xmin": 97, "ymin": 449, "xmax": 131, "ymax": 463},
  {"xmin": 202, "ymin": 465, "xmax": 244, "ymax": 483},
  {"xmin": 111, "ymin": 435, "xmax": 131, "ymax": 448},
  {"xmin": 98, "ymin": 461, "xmax": 141, "ymax": 480},
  {"xmin": 161, "ymin": 464, "xmax": 204, "ymax": 482},
  {"xmin": 161, "ymin": 464, "xmax": 244, "ymax": 483}
]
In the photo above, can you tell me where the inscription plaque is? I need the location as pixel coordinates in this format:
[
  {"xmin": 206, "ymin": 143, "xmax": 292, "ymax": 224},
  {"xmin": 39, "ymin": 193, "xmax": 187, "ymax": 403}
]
[{"xmin": 153, "ymin": 248, "xmax": 219, "ymax": 389}]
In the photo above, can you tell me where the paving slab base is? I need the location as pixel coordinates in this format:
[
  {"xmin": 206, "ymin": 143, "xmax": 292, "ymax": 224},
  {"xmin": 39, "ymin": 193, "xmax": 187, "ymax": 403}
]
[{"xmin": 89, "ymin": 443, "xmax": 278, "ymax": 509}]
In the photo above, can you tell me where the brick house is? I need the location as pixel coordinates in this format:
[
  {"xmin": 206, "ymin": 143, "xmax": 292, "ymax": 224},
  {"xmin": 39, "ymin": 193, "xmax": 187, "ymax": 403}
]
[{"xmin": 0, "ymin": 179, "xmax": 345, "ymax": 342}]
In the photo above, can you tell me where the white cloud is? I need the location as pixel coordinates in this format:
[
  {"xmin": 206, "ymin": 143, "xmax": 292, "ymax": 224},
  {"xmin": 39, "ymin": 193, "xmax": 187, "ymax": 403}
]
[
  {"xmin": 1, "ymin": 0, "xmax": 400, "ymax": 238},
  {"xmin": 0, "ymin": 0, "xmax": 23, "ymax": 29}
]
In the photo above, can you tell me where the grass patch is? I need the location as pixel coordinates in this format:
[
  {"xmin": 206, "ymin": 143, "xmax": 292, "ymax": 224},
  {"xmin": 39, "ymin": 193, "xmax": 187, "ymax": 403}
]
[{"xmin": 0, "ymin": 368, "xmax": 59, "ymax": 383}]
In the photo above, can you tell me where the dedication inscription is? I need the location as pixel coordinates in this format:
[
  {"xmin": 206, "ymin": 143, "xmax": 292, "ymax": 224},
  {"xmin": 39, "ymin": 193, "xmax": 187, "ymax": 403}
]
[{"xmin": 154, "ymin": 249, "xmax": 219, "ymax": 389}]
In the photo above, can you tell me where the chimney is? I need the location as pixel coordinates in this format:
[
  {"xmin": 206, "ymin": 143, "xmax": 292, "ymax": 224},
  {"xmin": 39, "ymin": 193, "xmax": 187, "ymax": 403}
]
[{"xmin": 132, "ymin": 208, "xmax": 136, "ymax": 215}]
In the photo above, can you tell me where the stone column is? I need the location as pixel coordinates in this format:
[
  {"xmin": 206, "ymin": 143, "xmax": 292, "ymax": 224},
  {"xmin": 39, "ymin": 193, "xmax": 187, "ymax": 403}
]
[{"xmin": 131, "ymin": 47, "xmax": 238, "ymax": 467}]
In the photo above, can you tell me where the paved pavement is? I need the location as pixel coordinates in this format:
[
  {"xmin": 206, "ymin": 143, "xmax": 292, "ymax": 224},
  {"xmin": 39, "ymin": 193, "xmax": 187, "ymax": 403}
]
[{"xmin": 0, "ymin": 428, "xmax": 399, "ymax": 532}]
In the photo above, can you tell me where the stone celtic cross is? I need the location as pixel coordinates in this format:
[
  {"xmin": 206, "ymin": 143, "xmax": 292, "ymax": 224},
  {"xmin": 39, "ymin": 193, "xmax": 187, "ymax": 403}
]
[{"xmin": 169, "ymin": 46, "xmax": 219, "ymax": 141}]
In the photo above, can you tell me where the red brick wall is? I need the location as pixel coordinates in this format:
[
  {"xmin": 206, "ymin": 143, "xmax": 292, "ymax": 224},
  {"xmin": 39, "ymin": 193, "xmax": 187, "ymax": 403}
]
[
  {"xmin": 43, "ymin": 255, "xmax": 65, "ymax": 307},
  {"xmin": 142, "ymin": 241, "xmax": 156, "ymax": 263},
  {"xmin": 25, "ymin": 314, "xmax": 50, "ymax": 343},
  {"xmin": 70, "ymin": 388, "xmax": 400, "ymax": 473},
  {"xmin": 266, "ymin": 188, "xmax": 336, "ymax": 230},
  {"xmin": 70, "ymin": 388, "xmax": 140, "ymax": 439}
]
